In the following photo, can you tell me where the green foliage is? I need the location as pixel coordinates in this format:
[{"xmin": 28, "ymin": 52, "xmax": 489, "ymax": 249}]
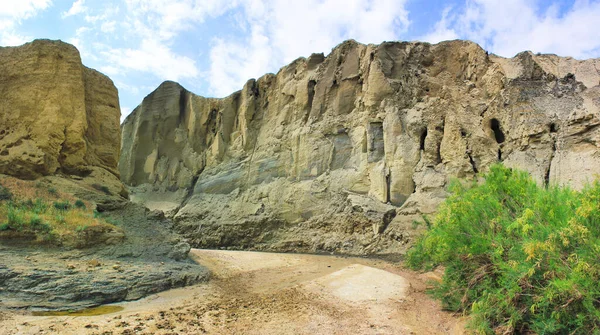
[
  {"xmin": 407, "ymin": 165, "xmax": 600, "ymax": 334},
  {"xmin": 22, "ymin": 198, "xmax": 48, "ymax": 214},
  {"xmin": 74, "ymin": 199, "xmax": 86, "ymax": 209},
  {"xmin": 47, "ymin": 187, "xmax": 57, "ymax": 196},
  {"xmin": 53, "ymin": 201, "xmax": 71, "ymax": 211},
  {"xmin": 7, "ymin": 206, "xmax": 25, "ymax": 230},
  {"xmin": 0, "ymin": 184, "xmax": 12, "ymax": 201},
  {"xmin": 29, "ymin": 215, "xmax": 51, "ymax": 233}
]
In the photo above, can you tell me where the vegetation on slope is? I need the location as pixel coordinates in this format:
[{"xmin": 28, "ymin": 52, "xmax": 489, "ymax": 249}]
[
  {"xmin": 0, "ymin": 176, "xmax": 123, "ymax": 248},
  {"xmin": 408, "ymin": 165, "xmax": 600, "ymax": 334}
]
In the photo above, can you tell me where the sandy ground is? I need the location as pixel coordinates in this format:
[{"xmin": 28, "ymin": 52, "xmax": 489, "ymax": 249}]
[{"xmin": 0, "ymin": 250, "xmax": 465, "ymax": 334}]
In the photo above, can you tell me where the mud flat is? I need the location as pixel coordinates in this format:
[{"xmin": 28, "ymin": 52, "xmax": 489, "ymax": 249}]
[{"xmin": 1, "ymin": 249, "xmax": 464, "ymax": 335}]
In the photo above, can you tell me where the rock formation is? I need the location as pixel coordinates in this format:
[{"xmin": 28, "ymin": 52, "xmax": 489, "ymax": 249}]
[
  {"xmin": 0, "ymin": 39, "xmax": 124, "ymax": 196},
  {"xmin": 120, "ymin": 39, "xmax": 600, "ymax": 255}
]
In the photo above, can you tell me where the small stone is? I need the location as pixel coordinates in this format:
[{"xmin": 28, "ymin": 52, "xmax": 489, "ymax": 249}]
[{"xmin": 66, "ymin": 264, "xmax": 76, "ymax": 270}]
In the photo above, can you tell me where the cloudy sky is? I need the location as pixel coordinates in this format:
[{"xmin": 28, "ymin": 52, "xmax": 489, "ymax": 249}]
[{"xmin": 1, "ymin": 0, "xmax": 599, "ymax": 121}]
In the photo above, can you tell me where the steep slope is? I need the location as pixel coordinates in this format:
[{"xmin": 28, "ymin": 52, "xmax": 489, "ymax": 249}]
[
  {"xmin": 120, "ymin": 39, "xmax": 600, "ymax": 255},
  {"xmin": 0, "ymin": 39, "xmax": 123, "ymax": 196}
]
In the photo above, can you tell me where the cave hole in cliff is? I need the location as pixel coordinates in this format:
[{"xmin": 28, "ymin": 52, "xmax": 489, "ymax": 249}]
[
  {"xmin": 332, "ymin": 79, "xmax": 338, "ymax": 86},
  {"xmin": 550, "ymin": 123, "xmax": 558, "ymax": 133},
  {"xmin": 490, "ymin": 118, "xmax": 505, "ymax": 144},
  {"xmin": 419, "ymin": 128, "xmax": 427, "ymax": 151},
  {"xmin": 497, "ymin": 149, "xmax": 502, "ymax": 161},
  {"xmin": 370, "ymin": 52, "xmax": 375, "ymax": 61}
]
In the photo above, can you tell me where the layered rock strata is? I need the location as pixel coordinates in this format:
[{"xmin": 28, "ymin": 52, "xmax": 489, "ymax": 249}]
[
  {"xmin": 0, "ymin": 39, "xmax": 124, "ymax": 196},
  {"xmin": 120, "ymin": 40, "xmax": 600, "ymax": 255}
]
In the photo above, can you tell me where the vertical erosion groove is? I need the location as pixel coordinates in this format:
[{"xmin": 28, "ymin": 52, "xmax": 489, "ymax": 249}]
[
  {"xmin": 307, "ymin": 80, "xmax": 316, "ymax": 111},
  {"xmin": 468, "ymin": 153, "xmax": 479, "ymax": 174},
  {"xmin": 385, "ymin": 169, "xmax": 391, "ymax": 204},
  {"xmin": 545, "ymin": 139, "xmax": 557, "ymax": 188}
]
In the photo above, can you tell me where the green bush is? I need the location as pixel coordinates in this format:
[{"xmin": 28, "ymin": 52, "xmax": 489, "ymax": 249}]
[
  {"xmin": 7, "ymin": 207, "xmax": 25, "ymax": 230},
  {"xmin": 47, "ymin": 187, "xmax": 57, "ymax": 196},
  {"xmin": 407, "ymin": 165, "xmax": 600, "ymax": 334},
  {"xmin": 29, "ymin": 215, "xmax": 51, "ymax": 233},
  {"xmin": 53, "ymin": 201, "xmax": 71, "ymax": 211},
  {"xmin": 74, "ymin": 199, "xmax": 86, "ymax": 209}
]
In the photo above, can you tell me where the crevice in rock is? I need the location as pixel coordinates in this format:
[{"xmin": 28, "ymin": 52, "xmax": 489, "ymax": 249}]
[
  {"xmin": 544, "ymin": 139, "xmax": 557, "ymax": 188},
  {"xmin": 497, "ymin": 148, "xmax": 502, "ymax": 161},
  {"xmin": 468, "ymin": 152, "xmax": 479, "ymax": 174},
  {"xmin": 419, "ymin": 128, "xmax": 427, "ymax": 151},
  {"xmin": 549, "ymin": 122, "xmax": 558, "ymax": 133},
  {"xmin": 380, "ymin": 209, "xmax": 396, "ymax": 233},
  {"xmin": 307, "ymin": 80, "xmax": 316, "ymax": 113},
  {"xmin": 490, "ymin": 118, "xmax": 505, "ymax": 144},
  {"xmin": 367, "ymin": 122, "xmax": 385, "ymax": 162},
  {"xmin": 178, "ymin": 89, "xmax": 188, "ymax": 126},
  {"xmin": 435, "ymin": 121, "xmax": 444, "ymax": 164},
  {"xmin": 385, "ymin": 169, "xmax": 391, "ymax": 204}
]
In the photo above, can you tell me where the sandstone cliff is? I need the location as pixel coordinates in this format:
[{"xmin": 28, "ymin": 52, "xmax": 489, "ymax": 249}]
[
  {"xmin": 120, "ymin": 40, "xmax": 600, "ymax": 255},
  {"xmin": 0, "ymin": 39, "xmax": 124, "ymax": 197}
]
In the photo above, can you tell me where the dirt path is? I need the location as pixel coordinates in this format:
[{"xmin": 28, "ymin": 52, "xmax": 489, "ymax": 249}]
[{"xmin": 1, "ymin": 250, "xmax": 465, "ymax": 334}]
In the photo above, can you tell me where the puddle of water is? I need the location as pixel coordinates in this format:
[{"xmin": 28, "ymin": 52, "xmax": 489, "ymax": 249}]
[{"xmin": 32, "ymin": 305, "xmax": 124, "ymax": 317}]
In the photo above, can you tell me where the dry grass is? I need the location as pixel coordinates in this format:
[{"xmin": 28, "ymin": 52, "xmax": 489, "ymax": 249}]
[{"xmin": 0, "ymin": 175, "xmax": 122, "ymax": 247}]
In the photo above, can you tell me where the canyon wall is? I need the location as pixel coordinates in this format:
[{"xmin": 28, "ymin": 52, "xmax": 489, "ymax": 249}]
[
  {"xmin": 0, "ymin": 40, "xmax": 124, "ymax": 197},
  {"xmin": 120, "ymin": 40, "xmax": 600, "ymax": 255}
]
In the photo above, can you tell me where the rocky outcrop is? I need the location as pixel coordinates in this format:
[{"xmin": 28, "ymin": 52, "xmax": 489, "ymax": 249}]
[
  {"xmin": 0, "ymin": 40, "xmax": 123, "ymax": 196},
  {"xmin": 120, "ymin": 39, "xmax": 600, "ymax": 255},
  {"xmin": 0, "ymin": 203, "xmax": 208, "ymax": 310}
]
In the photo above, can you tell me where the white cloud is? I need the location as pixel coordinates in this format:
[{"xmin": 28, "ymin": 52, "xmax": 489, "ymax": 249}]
[
  {"xmin": 423, "ymin": 0, "xmax": 600, "ymax": 59},
  {"xmin": 62, "ymin": 0, "xmax": 86, "ymax": 18},
  {"xmin": 100, "ymin": 39, "xmax": 199, "ymax": 81},
  {"xmin": 207, "ymin": 0, "xmax": 410, "ymax": 96},
  {"xmin": 421, "ymin": 6, "xmax": 459, "ymax": 44},
  {"xmin": 120, "ymin": 107, "xmax": 131, "ymax": 123},
  {"xmin": 0, "ymin": 0, "xmax": 52, "ymax": 20},
  {"xmin": 123, "ymin": 0, "xmax": 240, "ymax": 41},
  {"xmin": 100, "ymin": 20, "xmax": 116, "ymax": 33},
  {"xmin": 0, "ymin": 0, "xmax": 52, "ymax": 46},
  {"xmin": 1, "ymin": 31, "xmax": 31, "ymax": 46}
]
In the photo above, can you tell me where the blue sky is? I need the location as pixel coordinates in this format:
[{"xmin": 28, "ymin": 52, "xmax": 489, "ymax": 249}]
[{"xmin": 2, "ymin": 0, "xmax": 600, "ymax": 122}]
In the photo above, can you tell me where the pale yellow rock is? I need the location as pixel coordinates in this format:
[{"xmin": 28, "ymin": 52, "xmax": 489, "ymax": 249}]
[
  {"xmin": 0, "ymin": 40, "xmax": 122, "ymax": 184},
  {"xmin": 120, "ymin": 39, "xmax": 600, "ymax": 255}
]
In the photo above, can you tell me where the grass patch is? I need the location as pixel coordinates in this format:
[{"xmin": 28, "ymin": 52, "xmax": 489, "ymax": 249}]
[
  {"xmin": 0, "ymin": 176, "xmax": 122, "ymax": 247},
  {"xmin": 407, "ymin": 165, "xmax": 600, "ymax": 334}
]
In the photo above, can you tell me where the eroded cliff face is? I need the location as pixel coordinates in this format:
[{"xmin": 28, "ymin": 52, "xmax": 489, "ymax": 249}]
[
  {"xmin": 120, "ymin": 39, "xmax": 600, "ymax": 255},
  {"xmin": 0, "ymin": 40, "xmax": 124, "ymax": 197}
]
